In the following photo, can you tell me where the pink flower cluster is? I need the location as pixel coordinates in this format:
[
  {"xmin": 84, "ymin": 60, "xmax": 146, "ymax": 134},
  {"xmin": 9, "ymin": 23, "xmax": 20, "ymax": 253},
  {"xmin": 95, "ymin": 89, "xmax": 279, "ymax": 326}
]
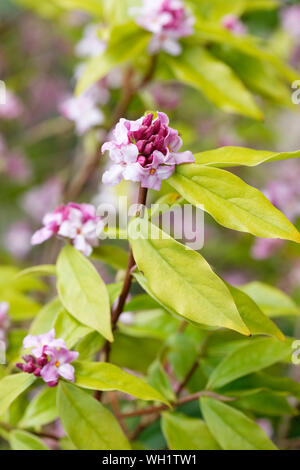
[
  {"xmin": 0, "ymin": 90, "xmax": 23, "ymax": 120},
  {"xmin": 16, "ymin": 329, "xmax": 78, "ymax": 387},
  {"xmin": 135, "ymin": 0, "xmax": 194, "ymax": 55},
  {"xmin": 102, "ymin": 112, "xmax": 194, "ymax": 191},
  {"xmin": 0, "ymin": 302, "xmax": 10, "ymax": 344},
  {"xmin": 222, "ymin": 14, "xmax": 247, "ymax": 35},
  {"xmin": 31, "ymin": 202, "xmax": 103, "ymax": 256}
]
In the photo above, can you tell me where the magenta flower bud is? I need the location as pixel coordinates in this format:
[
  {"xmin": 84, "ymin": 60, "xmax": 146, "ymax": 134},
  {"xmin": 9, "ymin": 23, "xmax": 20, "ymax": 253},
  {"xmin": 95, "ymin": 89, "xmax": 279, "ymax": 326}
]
[
  {"xmin": 24, "ymin": 362, "xmax": 36, "ymax": 374},
  {"xmin": 16, "ymin": 363, "xmax": 25, "ymax": 371},
  {"xmin": 147, "ymin": 155, "xmax": 153, "ymax": 164},
  {"xmin": 34, "ymin": 367, "xmax": 42, "ymax": 377},
  {"xmin": 151, "ymin": 119, "xmax": 161, "ymax": 135},
  {"xmin": 154, "ymin": 135, "xmax": 165, "ymax": 152},
  {"xmin": 144, "ymin": 142, "xmax": 154, "ymax": 155},
  {"xmin": 36, "ymin": 353, "xmax": 48, "ymax": 367},
  {"xmin": 47, "ymin": 380, "xmax": 59, "ymax": 388},
  {"xmin": 142, "ymin": 113, "xmax": 153, "ymax": 127},
  {"xmin": 132, "ymin": 126, "xmax": 147, "ymax": 141},
  {"xmin": 137, "ymin": 156, "xmax": 147, "ymax": 167},
  {"xmin": 136, "ymin": 140, "xmax": 147, "ymax": 153},
  {"xmin": 23, "ymin": 354, "xmax": 35, "ymax": 363}
]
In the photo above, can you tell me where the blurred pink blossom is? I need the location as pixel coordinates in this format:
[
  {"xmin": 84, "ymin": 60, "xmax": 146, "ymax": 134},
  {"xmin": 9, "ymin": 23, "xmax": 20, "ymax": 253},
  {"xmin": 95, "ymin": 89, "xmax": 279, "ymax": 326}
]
[
  {"xmin": 151, "ymin": 83, "xmax": 181, "ymax": 109},
  {"xmin": 75, "ymin": 24, "xmax": 107, "ymax": 58},
  {"xmin": 281, "ymin": 6, "xmax": 300, "ymax": 38},
  {"xmin": 257, "ymin": 419, "xmax": 273, "ymax": 439},
  {"xmin": 21, "ymin": 178, "xmax": 62, "ymax": 222},
  {"xmin": 0, "ymin": 90, "xmax": 23, "ymax": 119},
  {"xmin": 222, "ymin": 14, "xmax": 247, "ymax": 35},
  {"xmin": 59, "ymin": 84, "xmax": 108, "ymax": 135},
  {"xmin": 135, "ymin": 0, "xmax": 194, "ymax": 55},
  {"xmin": 251, "ymin": 238, "xmax": 284, "ymax": 260},
  {"xmin": 4, "ymin": 152, "xmax": 32, "ymax": 183},
  {"xmin": 102, "ymin": 111, "xmax": 194, "ymax": 190},
  {"xmin": 4, "ymin": 221, "xmax": 32, "ymax": 260}
]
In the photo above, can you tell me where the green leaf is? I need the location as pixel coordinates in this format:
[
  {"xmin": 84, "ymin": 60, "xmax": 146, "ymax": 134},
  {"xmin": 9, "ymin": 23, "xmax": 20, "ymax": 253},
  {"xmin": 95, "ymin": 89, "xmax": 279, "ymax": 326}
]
[
  {"xmin": 75, "ymin": 332, "xmax": 105, "ymax": 361},
  {"xmin": 57, "ymin": 245, "xmax": 112, "ymax": 341},
  {"xmin": 200, "ymin": 397, "xmax": 277, "ymax": 450},
  {"xmin": 1, "ymin": 292, "xmax": 41, "ymax": 322},
  {"xmin": 54, "ymin": 310, "xmax": 92, "ymax": 348},
  {"xmin": 168, "ymin": 164, "xmax": 300, "ymax": 242},
  {"xmin": 76, "ymin": 23, "xmax": 150, "ymax": 95},
  {"xmin": 233, "ymin": 391, "xmax": 298, "ymax": 416},
  {"xmin": 0, "ymin": 374, "xmax": 35, "ymax": 416},
  {"xmin": 9, "ymin": 430, "xmax": 49, "ymax": 450},
  {"xmin": 195, "ymin": 22, "xmax": 298, "ymax": 82},
  {"xmin": 162, "ymin": 412, "xmax": 221, "ymax": 450},
  {"xmin": 74, "ymin": 361, "xmax": 168, "ymax": 404},
  {"xmin": 92, "ymin": 245, "xmax": 129, "ymax": 271},
  {"xmin": 240, "ymin": 282, "xmax": 300, "ymax": 317},
  {"xmin": 194, "ymin": 146, "xmax": 300, "ymax": 168},
  {"xmin": 56, "ymin": 0, "xmax": 103, "ymax": 17},
  {"xmin": 167, "ymin": 47, "xmax": 263, "ymax": 120},
  {"xmin": 129, "ymin": 218, "xmax": 249, "ymax": 335},
  {"xmin": 20, "ymin": 387, "xmax": 57, "ymax": 429},
  {"xmin": 226, "ymin": 283, "xmax": 285, "ymax": 341},
  {"xmin": 124, "ymin": 294, "xmax": 161, "ymax": 312},
  {"xmin": 148, "ymin": 361, "xmax": 176, "ymax": 403},
  {"xmin": 29, "ymin": 298, "xmax": 64, "ymax": 335},
  {"xmin": 15, "ymin": 265, "xmax": 56, "ymax": 279},
  {"xmin": 107, "ymin": 282, "xmax": 123, "ymax": 306},
  {"xmin": 207, "ymin": 337, "xmax": 293, "ymax": 389},
  {"xmin": 57, "ymin": 382, "xmax": 131, "ymax": 450},
  {"xmin": 110, "ymin": 331, "xmax": 162, "ymax": 374}
]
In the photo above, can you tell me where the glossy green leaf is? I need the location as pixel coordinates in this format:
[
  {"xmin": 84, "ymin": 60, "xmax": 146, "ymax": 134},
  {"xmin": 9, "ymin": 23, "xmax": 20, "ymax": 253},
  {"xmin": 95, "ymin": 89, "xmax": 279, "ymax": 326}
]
[
  {"xmin": 129, "ymin": 218, "xmax": 249, "ymax": 335},
  {"xmin": 195, "ymin": 22, "xmax": 297, "ymax": 82},
  {"xmin": 29, "ymin": 298, "xmax": 64, "ymax": 335},
  {"xmin": 54, "ymin": 310, "xmax": 92, "ymax": 348},
  {"xmin": 240, "ymin": 282, "xmax": 300, "ymax": 317},
  {"xmin": 162, "ymin": 412, "xmax": 221, "ymax": 450},
  {"xmin": 167, "ymin": 47, "xmax": 263, "ymax": 119},
  {"xmin": 1, "ymin": 292, "xmax": 41, "ymax": 322},
  {"xmin": 57, "ymin": 245, "xmax": 112, "ymax": 341},
  {"xmin": 168, "ymin": 164, "xmax": 300, "ymax": 242},
  {"xmin": 15, "ymin": 265, "xmax": 56, "ymax": 279},
  {"xmin": 10, "ymin": 430, "xmax": 49, "ymax": 450},
  {"xmin": 20, "ymin": 387, "xmax": 57, "ymax": 428},
  {"xmin": 57, "ymin": 382, "xmax": 131, "ymax": 450},
  {"xmin": 207, "ymin": 337, "xmax": 293, "ymax": 389},
  {"xmin": 148, "ymin": 361, "xmax": 176, "ymax": 403},
  {"xmin": 75, "ymin": 332, "xmax": 105, "ymax": 361},
  {"xmin": 194, "ymin": 146, "xmax": 300, "ymax": 168},
  {"xmin": 200, "ymin": 397, "xmax": 277, "ymax": 450},
  {"xmin": 74, "ymin": 361, "xmax": 168, "ymax": 404},
  {"xmin": 92, "ymin": 245, "xmax": 129, "ymax": 271},
  {"xmin": 226, "ymin": 283, "xmax": 285, "ymax": 340},
  {"xmin": 0, "ymin": 374, "xmax": 35, "ymax": 416},
  {"xmin": 233, "ymin": 391, "xmax": 298, "ymax": 416}
]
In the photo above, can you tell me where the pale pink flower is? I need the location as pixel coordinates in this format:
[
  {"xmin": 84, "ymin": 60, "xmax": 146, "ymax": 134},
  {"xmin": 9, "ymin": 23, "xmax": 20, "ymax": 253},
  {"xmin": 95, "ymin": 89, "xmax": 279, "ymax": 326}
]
[
  {"xmin": 41, "ymin": 347, "xmax": 78, "ymax": 387},
  {"xmin": 16, "ymin": 329, "xmax": 78, "ymax": 387},
  {"xmin": 59, "ymin": 85, "xmax": 106, "ymax": 135},
  {"xmin": 23, "ymin": 329, "xmax": 66, "ymax": 358},
  {"xmin": 4, "ymin": 221, "xmax": 32, "ymax": 260},
  {"xmin": 102, "ymin": 111, "xmax": 194, "ymax": 190},
  {"xmin": 0, "ymin": 90, "xmax": 23, "ymax": 119},
  {"xmin": 281, "ymin": 6, "xmax": 300, "ymax": 38},
  {"xmin": 31, "ymin": 203, "xmax": 103, "ymax": 256},
  {"xmin": 75, "ymin": 24, "xmax": 107, "ymax": 58},
  {"xmin": 151, "ymin": 82, "xmax": 181, "ymax": 109},
  {"xmin": 135, "ymin": 0, "xmax": 194, "ymax": 55},
  {"xmin": 222, "ymin": 14, "xmax": 247, "ymax": 35}
]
